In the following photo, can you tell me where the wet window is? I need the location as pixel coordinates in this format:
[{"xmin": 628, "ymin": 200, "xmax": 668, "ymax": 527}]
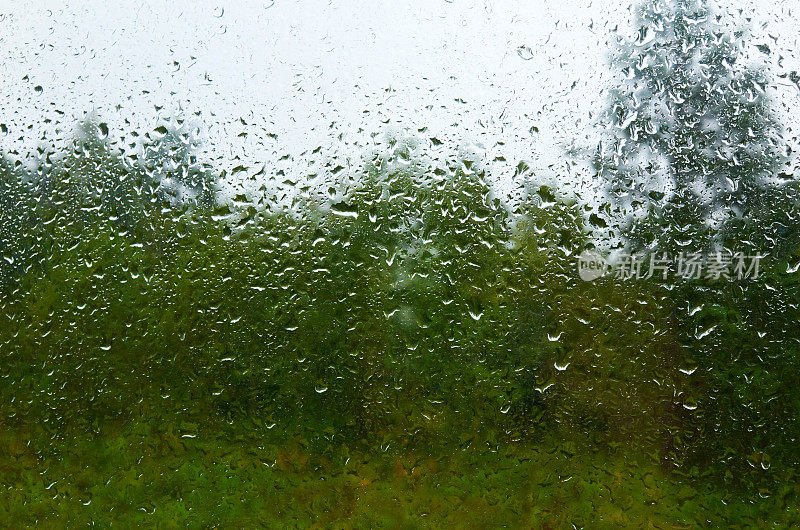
[{"xmin": 2, "ymin": 0, "xmax": 800, "ymax": 525}]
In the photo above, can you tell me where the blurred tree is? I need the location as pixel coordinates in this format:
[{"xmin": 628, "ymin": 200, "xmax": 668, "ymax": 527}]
[
  {"xmin": 591, "ymin": 0, "xmax": 800, "ymax": 485},
  {"xmin": 595, "ymin": 0, "xmax": 791, "ymax": 255},
  {"xmin": 0, "ymin": 153, "xmax": 36, "ymax": 289},
  {"xmin": 139, "ymin": 120, "xmax": 217, "ymax": 209}
]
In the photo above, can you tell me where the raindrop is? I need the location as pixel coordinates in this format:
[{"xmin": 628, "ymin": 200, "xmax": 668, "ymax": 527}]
[{"xmin": 516, "ymin": 45, "xmax": 534, "ymax": 60}]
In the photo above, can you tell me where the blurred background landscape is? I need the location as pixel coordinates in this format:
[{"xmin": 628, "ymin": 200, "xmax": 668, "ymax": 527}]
[{"xmin": 2, "ymin": 0, "xmax": 800, "ymax": 525}]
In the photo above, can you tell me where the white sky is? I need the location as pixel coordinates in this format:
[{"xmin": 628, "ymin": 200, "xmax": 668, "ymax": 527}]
[{"xmin": 1, "ymin": 0, "xmax": 798, "ymax": 204}]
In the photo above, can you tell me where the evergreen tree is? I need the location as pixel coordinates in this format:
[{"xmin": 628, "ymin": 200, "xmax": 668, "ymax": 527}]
[{"xmin": 595, "ymin": 0, "xmax": 789, "ymax": 255}]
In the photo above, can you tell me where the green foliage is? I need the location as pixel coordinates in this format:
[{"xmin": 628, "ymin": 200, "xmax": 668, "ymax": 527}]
[
  {"xmin": 1, "ymin": 121, "xmax": 799, "ymax": 526},
  {"xmin": 595, "ymin": 0, "xmax": 791, "ymax": 254}
]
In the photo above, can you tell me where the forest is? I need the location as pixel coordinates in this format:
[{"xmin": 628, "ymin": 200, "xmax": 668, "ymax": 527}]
[{"xmin": 2, "ymin": 0, "xmax": 800, "ymax": 526}]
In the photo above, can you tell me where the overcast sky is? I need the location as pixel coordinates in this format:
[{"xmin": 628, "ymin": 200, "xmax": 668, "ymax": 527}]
[{"xmin": 1, "ymin": 0, "xmax": 798, "ymax": 204}]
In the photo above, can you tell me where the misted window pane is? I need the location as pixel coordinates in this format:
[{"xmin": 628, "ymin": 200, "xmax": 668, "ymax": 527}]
[{"xmin": 2, "ymin": 0, "xmax": 799, "ymax": 526}]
